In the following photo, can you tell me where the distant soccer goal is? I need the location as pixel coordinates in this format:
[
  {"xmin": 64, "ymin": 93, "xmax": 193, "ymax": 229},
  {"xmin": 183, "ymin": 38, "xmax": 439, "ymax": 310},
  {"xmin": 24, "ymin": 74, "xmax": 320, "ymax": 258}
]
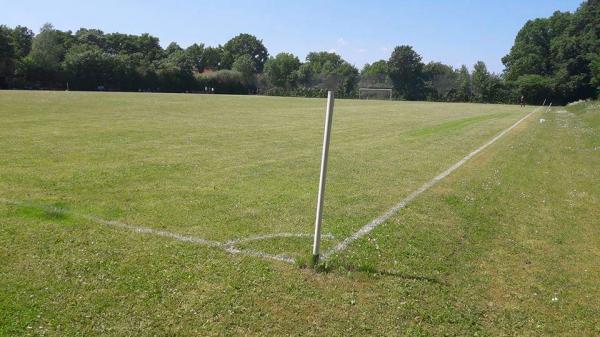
[{"xmin": 358, "ymin": 88, "xmax": 393, "ymax": 100}]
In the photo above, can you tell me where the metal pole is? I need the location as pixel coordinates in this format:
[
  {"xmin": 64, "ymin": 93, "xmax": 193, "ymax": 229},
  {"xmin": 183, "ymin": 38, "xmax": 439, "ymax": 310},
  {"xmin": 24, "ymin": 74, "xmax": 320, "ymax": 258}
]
[
  {"xmin": 546, "ymin": 102, "xmax": 553, "ymax": 113},
  {"xmin": 312, "ymin": 91, "xmax": 335, "ymax": 264}
]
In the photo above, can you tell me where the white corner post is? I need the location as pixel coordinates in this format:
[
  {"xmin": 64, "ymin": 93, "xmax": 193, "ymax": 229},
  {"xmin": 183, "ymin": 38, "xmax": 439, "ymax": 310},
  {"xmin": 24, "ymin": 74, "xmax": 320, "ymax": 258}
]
[{"xmin": 312, "ymin": 91, "xmax": 335, "ymax": 264}]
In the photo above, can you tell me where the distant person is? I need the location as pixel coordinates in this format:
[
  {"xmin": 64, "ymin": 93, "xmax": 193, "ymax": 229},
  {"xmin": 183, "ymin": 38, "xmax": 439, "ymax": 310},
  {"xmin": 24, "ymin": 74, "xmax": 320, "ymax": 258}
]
[{"xmin": 520, "ymin": 95, "xmax": 525, "ymax": 107}]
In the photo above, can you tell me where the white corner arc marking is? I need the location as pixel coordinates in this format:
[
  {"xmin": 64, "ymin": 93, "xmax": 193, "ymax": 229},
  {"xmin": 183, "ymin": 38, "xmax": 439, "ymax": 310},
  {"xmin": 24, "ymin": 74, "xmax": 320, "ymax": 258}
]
[{"xmin": 0, "ymin": 198, "xmax": 301, "ymax": 264}]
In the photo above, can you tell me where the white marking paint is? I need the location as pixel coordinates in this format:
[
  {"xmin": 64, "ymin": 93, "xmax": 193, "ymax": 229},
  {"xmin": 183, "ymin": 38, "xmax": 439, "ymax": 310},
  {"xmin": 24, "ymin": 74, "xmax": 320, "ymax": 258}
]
[
  {"xmin": 0, "ymin": 198, "xmax": 297, "ymax": 263},
  {"xmin": 321, "ymin": 106, "xmax": 542, "ymax": 260},
  {"xmin": 225, "ymin": 232, "xmax": 334, "ymax": 246}
]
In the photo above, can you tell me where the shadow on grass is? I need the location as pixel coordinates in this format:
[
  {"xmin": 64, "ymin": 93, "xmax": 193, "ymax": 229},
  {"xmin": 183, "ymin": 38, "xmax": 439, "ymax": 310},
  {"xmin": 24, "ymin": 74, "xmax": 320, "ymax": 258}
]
[
  {"xmin": 347, "ymin": 264, "xmax": 447, "ymax": 285},
  {"xmin": 300, "ymin": 257, "xmax": 447, "ymax": 285}
]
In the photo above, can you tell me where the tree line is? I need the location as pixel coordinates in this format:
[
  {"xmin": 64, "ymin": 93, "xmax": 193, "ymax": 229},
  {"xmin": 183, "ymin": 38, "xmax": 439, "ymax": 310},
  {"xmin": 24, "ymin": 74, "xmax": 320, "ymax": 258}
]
[
  {"xmin": 0, "ymin": 0, "xmax": 598, "ymax": 104},
  {"xmin": 503, "ymin": 0, "xmax": 599, "ymax": 105}
]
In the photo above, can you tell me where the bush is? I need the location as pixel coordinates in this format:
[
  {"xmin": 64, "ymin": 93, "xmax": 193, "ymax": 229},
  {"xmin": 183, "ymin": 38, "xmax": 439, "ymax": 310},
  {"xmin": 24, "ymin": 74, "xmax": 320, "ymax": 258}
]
[{"xmin": 195, "ymin": 70, "xmax": 253, "ymax": 94}]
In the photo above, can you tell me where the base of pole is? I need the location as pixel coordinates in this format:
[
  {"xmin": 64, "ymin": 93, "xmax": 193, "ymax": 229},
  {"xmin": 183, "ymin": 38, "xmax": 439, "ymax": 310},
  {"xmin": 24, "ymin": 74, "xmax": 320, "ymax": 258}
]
[{"xmin": 311, "ymin": 254, "xmax": 320, "ymax": 267}]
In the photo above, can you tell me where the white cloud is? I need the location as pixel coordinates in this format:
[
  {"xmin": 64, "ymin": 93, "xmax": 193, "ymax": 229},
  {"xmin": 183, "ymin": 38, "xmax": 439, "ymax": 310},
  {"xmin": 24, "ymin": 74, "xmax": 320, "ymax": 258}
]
[
  {"xmin": 328, "ymin": 48, "xmax": 337, "ymax": 53},
  {"xmin": 356, "ymin": 48, "xmax": 367, "ymax": 54},
  {"xmin": 336, "ymin": 37, "xmax": 348, "ymax": 46}
]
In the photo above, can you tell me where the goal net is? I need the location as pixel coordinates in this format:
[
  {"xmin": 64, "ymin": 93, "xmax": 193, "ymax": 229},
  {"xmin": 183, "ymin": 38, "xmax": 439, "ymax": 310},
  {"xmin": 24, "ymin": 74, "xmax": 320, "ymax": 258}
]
[{"xmin": 358, "ymin": 88, "xmax": 393, "ymax": 100}]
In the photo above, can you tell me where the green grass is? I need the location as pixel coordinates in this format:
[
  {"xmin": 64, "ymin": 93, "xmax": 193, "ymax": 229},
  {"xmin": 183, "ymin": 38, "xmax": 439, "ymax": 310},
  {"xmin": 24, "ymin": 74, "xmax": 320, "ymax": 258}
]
[{"xmin": 1, "ymin": 91, "xmax": 599, "ymax": 335}]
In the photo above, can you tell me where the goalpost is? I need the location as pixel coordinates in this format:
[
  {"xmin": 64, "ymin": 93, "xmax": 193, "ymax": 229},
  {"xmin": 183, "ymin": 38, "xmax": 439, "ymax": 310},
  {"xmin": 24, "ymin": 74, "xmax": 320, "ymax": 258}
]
[{"xmin": 358, "ymin": 88, "xmax": 393, "ymax": 100}]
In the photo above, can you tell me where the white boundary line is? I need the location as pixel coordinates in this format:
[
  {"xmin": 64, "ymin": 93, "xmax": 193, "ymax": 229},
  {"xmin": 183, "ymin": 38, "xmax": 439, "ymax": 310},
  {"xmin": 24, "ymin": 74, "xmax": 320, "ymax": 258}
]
[
  {"xmin": 0, "ymin": 198, "xmax": 301, "ymax": 264},
  {"xmin": 321, "ymin": 106, "xmax": 543, "ymax": 260}
]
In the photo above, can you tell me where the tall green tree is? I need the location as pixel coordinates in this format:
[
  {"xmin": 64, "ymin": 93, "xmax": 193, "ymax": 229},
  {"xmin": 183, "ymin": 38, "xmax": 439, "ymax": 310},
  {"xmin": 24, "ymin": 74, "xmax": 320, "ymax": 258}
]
[
  {"xmin": 423, "ymin": 62, "xmax": 456, "ymax": 101},
  {"xmin": 304, "ymin": 52, "xmax": 345, "ymax": 74},
  {"xmin": 63, "ymin": 44, "xmax": 118, "ymax": 90},
  {"xmin": 502, "ymin": 14, "xmax": 568, "ymax": 81},
  {"xmin": 105, "ymin": 33, "xmax": 140, "ymax": 55},
  {"xmin": 74, "ymin": 28, "xmax": 107, "ymax": 50},
  {"xmin": 359, "ymin": 60, "xmax": 392, "ymax": 89},
  {"xmin": 134, "ymin": 33, "xmax": 163, "ymax": 64},
  {"xmin": 332, "ymin": 62, "xmax": 359, "ymax": 96},
  {"xmin": 452, "ymin": 65, "xmax": 472, "ymax": 102},
  {"xmin": 185, "ymin": 43, "xmax": 205, "ymax": 72},
  {"xmin": 591, "ymin": 56, "xmax": 600, "ymax": 89},
  {"xmin": 165, "ymin": 42, "xmax": 183, "ymax": 55},
  {"xmin": 503, "ymin": 0, "xmax": 600, "ymax": 103},
  {"xmin": 301, "ymin": 51, "xmax": 359, "ymax": 96},
  {"xmin": 0, "ymin": 25, "xmax": 16, "ymax": 87},
  {"xmin": 156, "ymin": 45, "xmax": 195, "ymax": 91},
  {"xmin": 30, "ymin": 23, "xmax": 72, "ymax": 71},
  {"xmin": 11, "ymin": 25, "xmax": 33, "ymax": 58},
  {"xmin": 264, "ymin": 52, "xmax": 301, "ymax": 88},
  {"xmin": 28, "ymin": 23, "xmax": 73, "ymax": 86},
  {"xmin": 387, "ymin": 45, "xmax": 425, "ymax": 100},
  {"xmin": 221, "ymin": 34, "xmax": 268, "ymax": 72},
  {"xmin": 232, "ymin": 54, "xmax": 257, "ymax": 86},
  {"xmin": 202, "ymin": 46, "xmax": 222, "ymax": 70},
  {"xmin": 472, "ymin": 61, "xmax": 492, "ymax": 102},
  {"xmin": 361, "ymin": 60, "xmax": 388, "ymax": 76},
  {"xmin": 515, "ymin": 74, "xmax": 554, "ymax": 104}
]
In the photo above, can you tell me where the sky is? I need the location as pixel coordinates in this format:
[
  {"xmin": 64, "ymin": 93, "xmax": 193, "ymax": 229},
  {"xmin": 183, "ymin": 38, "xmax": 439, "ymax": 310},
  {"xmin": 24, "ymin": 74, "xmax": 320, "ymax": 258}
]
[{"xmin": 1, "ymin": 0, "xmax": 583, "ymax": 73}]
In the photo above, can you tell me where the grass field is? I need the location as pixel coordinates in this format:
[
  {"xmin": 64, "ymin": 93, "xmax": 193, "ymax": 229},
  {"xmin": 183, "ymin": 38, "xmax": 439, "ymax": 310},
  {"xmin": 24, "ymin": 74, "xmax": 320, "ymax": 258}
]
[{"xmin": 1, "ymin": 91, "xmax": 599, "ymax": 335}]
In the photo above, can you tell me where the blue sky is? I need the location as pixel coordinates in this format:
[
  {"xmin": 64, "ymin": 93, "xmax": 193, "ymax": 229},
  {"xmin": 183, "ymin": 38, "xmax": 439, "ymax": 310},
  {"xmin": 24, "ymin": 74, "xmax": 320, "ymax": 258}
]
[{"xmin": 1, "ymin": 0, "xmax": 583, "ymax": 73}]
